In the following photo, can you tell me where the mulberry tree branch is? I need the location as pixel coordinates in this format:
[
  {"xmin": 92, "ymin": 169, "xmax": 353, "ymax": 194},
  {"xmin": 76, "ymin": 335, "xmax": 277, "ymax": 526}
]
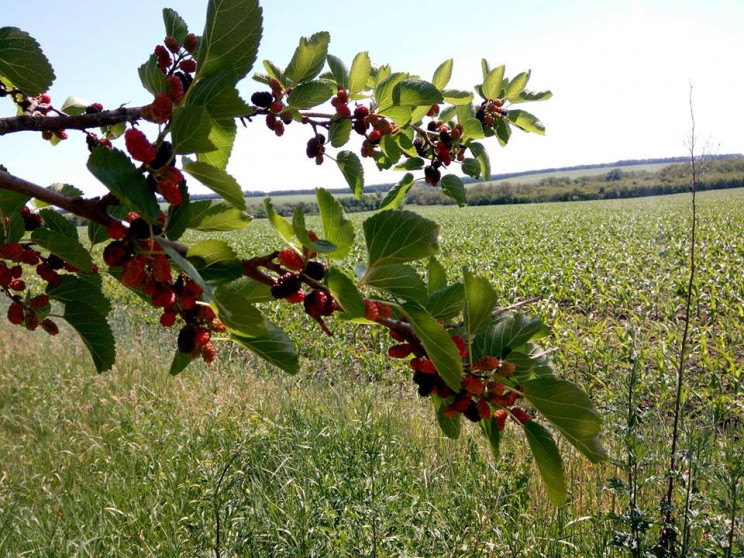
[{"xmin": 0, "ymin": 107, "xmax": 144, "ymax": 136}]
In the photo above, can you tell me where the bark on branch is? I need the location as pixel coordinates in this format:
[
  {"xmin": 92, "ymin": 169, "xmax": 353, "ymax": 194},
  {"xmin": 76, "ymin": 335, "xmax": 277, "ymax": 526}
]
[
  {"xmin": 0, "ymin": 107, "xmax": 144, "ymax": 136},
  {"xmin": 0, "ymin": 168, "xmax": 117, "ymax": 226}
]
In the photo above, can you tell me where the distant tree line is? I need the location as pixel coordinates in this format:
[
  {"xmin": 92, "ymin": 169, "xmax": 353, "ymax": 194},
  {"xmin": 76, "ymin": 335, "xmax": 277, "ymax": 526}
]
[{"xmin": 63, "ymin": 155, "xmax": 743, "ymax": 225}]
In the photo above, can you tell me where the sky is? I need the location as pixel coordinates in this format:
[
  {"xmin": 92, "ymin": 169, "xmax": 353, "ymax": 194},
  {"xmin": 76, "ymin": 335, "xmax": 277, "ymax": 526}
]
[{"xmin": 1, "ymin": 0, "xmax": 743, "ymax": 197}]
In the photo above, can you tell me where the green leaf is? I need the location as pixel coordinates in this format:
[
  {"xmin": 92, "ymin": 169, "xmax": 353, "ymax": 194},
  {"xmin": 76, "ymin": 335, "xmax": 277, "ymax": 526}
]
[
  {"xmin": 380, "ymin": 135, "xmax": 402, "ymax": 164},
  {"xmin": 0, "ymin": 213, "xmax": 24, "ymax": 244},
  {"xmin": 507, "ymin": 109, "xmax": 545, "ymax": 134},
  {"xmin": 392, "ymin": 79, "xmax": 443, "ymax": 107},
  {"xmin": 0, "ymin": 27, "xmax": 55, "ymax": 95},
  {"xmin": 394, "ymin": 157, "xmax": 425, "ymax": 171},
  {"xmin": 326, "ymin": 54, "xmax": 349, "ymax": 89},
  {"xmin": 440, "ymin": 175, "xmax": 466, "ymax": 207},
  {"xmin": 472, "ymin": 313, "xmax": 551, "ymax": 360},
  {"xmin": 88, "ymin": 220, "xmax": 109, "ymax": 246},
  {"xmin": 375, "ymin": 72, "xmax": 409, "ymax": 110},
  {"xmin": 285, "ymin": 31, "xmax": 330, "ymax": 84},
  {"xmin": 325, "ymin": 268, "xmax": 365, "ymax": 318},
  {"xmin": 63, "ymin": 302, "xmax": 115, "ymax": 373},
  {"xmin": 197, "ymin": 117, "xmax": 236, "ymax": 169},
  {"xmin": 427, "ymin": 283, "xmax": 464, "ymax": 321},
  {"xmin": 183, "ymin": 160, "xmax": 245, "ymax": 209},
  {"xmin": 211, "ymin": 280, "xmax": 268, "ymax": 338},
  {"xmin": 31, "ymin": 228, "xmax": 93, "ymax": 273},
  {"xmin": 39, "ymin": 208, "xmax": 77, "ymax": 238},
  {"xmin": 336, "ymin": 150, "xmax": 364, "ymax": 198},
  {"xmin": 263, "ymin": 197, "xmax": 294, "ymax": 243},
  {"xmin": 523, "ymin": 377, "xmax": 607, "ymax": 463},
  {"xmin": 482, "ymin": 65, "xmax": 505, "ymax": 99},
  {"xmin": 365, "ymin": 264, "xmax": 427, "ymax": 305},
  {"xmin": 505, "ymin": 70, "xmax": 530, "ymax": 100},
  {"xmin": 198, "ymin": 0, "xmax": 262, "ymax": 81},
  {"xmin": 160, "ymin": 240, "xmax": 213, "ymax": 302},
  {"xmin": 188, "ymin": 199, "xmax": 252, "ymax": 231},
  {"xmin": 461, "ymin": 158, "xmax": 481, "ymax": 179},
  {"xmin": 328, "ymin": 118, "xmax": 352, "ymax": 148},
  {"xmin": 138, "ymin": 54, "xmax": 167, "ymax": 95},
  {"xmin": 216, "ymin": 277, "xmax": 273, "ymax": 305},
  {"xmin": 317, "ymin": 188, "xmax": 354, "ymax": 260},
  {"xmin": 463, "ymin": 268, "xmax": 499, "ymax": 337},
  {"xmin": 515, "ymin": 89, "xmax": 553, "ymax": 103},
  {"xmin": 349, "ymin": 51, "xmax": 371, "ymax": 95},
  {"xmin": 479, "ymin": 417, "xmax": 501, "ymax": 458},
  {"xmin": 522, "ymin": 421, "xmax": 566, "ymax": 506},
  {"xmin": 433, "ymin": 394, "xmax": 461, "ymax": 440},
  {"xmin": 261, "ymin": 60, "xmax": 288, "ymax": 88},
  {"xmin": 439, "ymin": 105, "xmax": 458, "ymax": 124},
  {"xmin": 442, "ymin": 89, "xmax": 473, "ymax": 105},
  {"xmin": 292, "ymin": 206, "xmax": 335, "ymax": 253},
  {"xmin": 60, "ymin": 96, "xmax": 89, "ymax": 116},
  {"xmin": 169, "ymin": 349, "xmax": 192, "ymax": 376},
  {"xmin": 378, "ymin": 173, "xmax": 415, "ymax": 211},
  {"xmin": 402, "ymin": 303, "xmax": 462, "ymax": 391},
  {"xmin": 87, "ymin": 147, "xmax": 161, "ymax": 222},
  {"xmin": 462, "ymin": 118, "xmax": 485, "ymax": 140},
  {"xmin": 363, "ymin": 210, "xmax": 439, "ymax": 270},
  {"xmin": 0, "ymin": 187, "xmax": 29, "ymax": 218},
  {"xmin": 494, "ymin": 118, "xmax": 511, "ymax": 146},
  {"xmin": 186, "ymin": 239, "xmax": 243, "ymax": 283},
  {"xmin": 165, "ymin": 189, "xmax": 191, "ymax": 241},
  {"xmin": 481, "ymin": 58, "xmax": 491, "ymax": 78},
  {"xmin": 427, "ymin": 256, "xmax": 447, "ymax": 294},
  {"xmin": 232, "ymin": 321, "xmax": 299, "ymax": 374},
  {"xmin": 432, "ymin": 59, "xmax": 453, "ymax": 91},
  {"xmin": 378, "ymin": 105, "xmax": 412, "ymax": 127},
  {"xmin": 188, "ymin": 70, "xmax": 251, "ymax": 118},
  {"xmin": 171, "ymin": 105, "xmax": 217, "ymax": 154},
  {"xmin": 47, "ymin": 273, "xmax": 111, "ymax": 317},
  {"xmin": 287, "ymin": 81, "xmax": 333, "ymax": 108},
  {"xmin": 468, "ymin": 142, "xmax": 491, "ymax": 181},
  {"xmin": 163, "ymin": 8, "xmax": 189, "ymax": 43}
]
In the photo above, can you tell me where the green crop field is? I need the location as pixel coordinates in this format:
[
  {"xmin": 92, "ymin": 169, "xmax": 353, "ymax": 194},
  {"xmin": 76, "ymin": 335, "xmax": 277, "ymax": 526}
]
[
  {"xmin": 2, "ymin": 189, "xmax": 743, "ymax": 556},
  {"xmin": 476, "ymin": 162, "xmax": 673, "ymax": 187}
]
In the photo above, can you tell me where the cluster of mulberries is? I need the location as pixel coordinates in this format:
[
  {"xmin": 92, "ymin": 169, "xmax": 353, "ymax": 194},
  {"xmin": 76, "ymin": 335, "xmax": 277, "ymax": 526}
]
[{"xmin": 386, "ymin": 327, "xmax": 530, "ymax": 428}]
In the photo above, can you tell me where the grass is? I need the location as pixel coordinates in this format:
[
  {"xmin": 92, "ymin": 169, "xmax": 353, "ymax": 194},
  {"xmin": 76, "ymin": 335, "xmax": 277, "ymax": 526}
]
[{"xmin": 2, "ymin": 189, "xmax": 744, "ymax": 556}]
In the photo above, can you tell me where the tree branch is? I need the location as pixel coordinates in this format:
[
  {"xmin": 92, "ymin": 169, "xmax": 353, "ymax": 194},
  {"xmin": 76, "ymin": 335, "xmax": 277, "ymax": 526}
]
[
  {"xmin": 0, "ymin": 168, "xmax": 118, "ymax": 226},
  {"xmin": 0, "ymin": 107, "xmax": 144, "ymax": 136}
]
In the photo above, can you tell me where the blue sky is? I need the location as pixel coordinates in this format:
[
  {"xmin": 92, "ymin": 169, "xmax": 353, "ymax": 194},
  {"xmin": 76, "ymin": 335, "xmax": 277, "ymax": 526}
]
[{"xmin": 2, "ymin": 0, "xmax": 743, "ymax": 196}]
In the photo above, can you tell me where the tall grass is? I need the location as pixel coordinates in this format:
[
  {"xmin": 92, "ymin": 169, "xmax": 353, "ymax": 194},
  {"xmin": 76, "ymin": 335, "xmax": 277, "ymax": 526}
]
[{"xmin": 2, "ymin": 190, "xmax": 743, "ymax": 556}]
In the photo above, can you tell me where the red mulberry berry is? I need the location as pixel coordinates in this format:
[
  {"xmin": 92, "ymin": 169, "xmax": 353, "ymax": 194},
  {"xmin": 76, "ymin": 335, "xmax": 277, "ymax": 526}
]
[
  {"xmin": 154, "ymin": 45, "xmax": 172, "ymax": 71},
  {"xmin": 164, "ymin": 35, "xmax": 180, "ymax": 54},
  {"xmin": 166, "ymin": 75, "xmax": 184, "ymax": 103},
  {"xmin": 124, "ymin": 128, "xmax": 156, "ymax": 163},
  {"xmin": 160, "ymin": 311, "xmax": 177, "ymax": 327},
  {"xmin": 183, "ymin": 33, "xmax": 198, "ymax": 53},
  {"xmin": 142, "ymin": 93, "xmax": 173, "ymax": 123},
  {"xmin": 364, "ymin": 299, "xmax": 379, "ymax": 321},
  {"xmin": 410, "ymin": 357, "xmax": 437, "ymax": 375},
  {"xmin": 179, "ymin": 59, "xmax": 197, "ymax": 73},
  {"xmin": 451, "ymin": 334, "xmax": 467, "ymax": 358},
  {"xmin": 511, "ymin": 407, "xmax": 531, "ymax": 424},
  {"xmin": 40, "ymin": 319, "xmax": 59, "ymax": 336},
  {"xmin": 202, "ymin": 342, "xmax": 217, "ymax": 364},
  {"xmin": 194, "ymin": 327, "xmax": 211, "ymax": 347},
  {"xmin": 28, "ymin": 295, "xmax": 49, "ymax": 310},
  {"xmin": 474, "ymin": 356, "xmax": 501, "ymax": 371},
  {"xmin": 388, "ymin": 344, "xmax": 412, "ymax": 359},
  {"xmin": 494, "ymin": 409, "xmax": 508, "ymax": 430},
  {"xmin": 286, "ymin": 290, "xmax": 305, "ymax": 304},
  {"xmin": 462, "ymin": 374, "xmax": 485, "ymax": 396},
  {"xmin": 278, "ymin": 248, "xmax": 303, "ymax": 271},
  {"xmin": 7, "ymin": 302, "xmax": 24, "ymax": 325}
]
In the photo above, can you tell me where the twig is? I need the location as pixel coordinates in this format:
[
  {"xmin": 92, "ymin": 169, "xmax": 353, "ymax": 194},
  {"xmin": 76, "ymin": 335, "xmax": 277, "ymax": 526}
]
[
  {"xmin": 492, "ymin": 297, "xmax": 541, "ymax": 318},
  {"xmin": 214, "ymin": 451, "xmax": 242, "ymax": 558},
  {"xmin": 0, "ymin": 106, "xmax": 144, "ymax": 136}
]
